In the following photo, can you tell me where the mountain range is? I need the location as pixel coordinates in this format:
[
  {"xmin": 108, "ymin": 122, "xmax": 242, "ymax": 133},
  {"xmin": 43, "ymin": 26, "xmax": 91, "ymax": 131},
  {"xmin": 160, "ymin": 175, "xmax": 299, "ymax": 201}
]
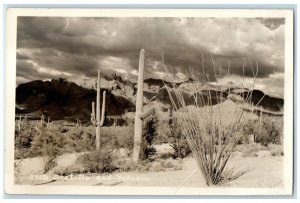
[{"xmin": 15, "ymin": 75, "xmax": 284, "ymax": 123}]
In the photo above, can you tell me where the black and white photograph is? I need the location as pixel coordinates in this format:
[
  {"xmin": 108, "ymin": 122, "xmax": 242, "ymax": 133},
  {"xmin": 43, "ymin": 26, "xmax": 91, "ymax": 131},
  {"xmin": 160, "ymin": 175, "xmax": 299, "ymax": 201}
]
[{"xmin": 4, "ymin": 8, "xmax": 294, "ymax": 195}]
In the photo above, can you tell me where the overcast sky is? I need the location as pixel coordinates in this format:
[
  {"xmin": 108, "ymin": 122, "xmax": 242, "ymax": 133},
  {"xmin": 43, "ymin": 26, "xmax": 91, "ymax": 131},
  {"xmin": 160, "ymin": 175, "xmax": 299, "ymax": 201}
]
[{"xmin": 16, "ymin": 17, "xmax": 285, "ymax": 97}]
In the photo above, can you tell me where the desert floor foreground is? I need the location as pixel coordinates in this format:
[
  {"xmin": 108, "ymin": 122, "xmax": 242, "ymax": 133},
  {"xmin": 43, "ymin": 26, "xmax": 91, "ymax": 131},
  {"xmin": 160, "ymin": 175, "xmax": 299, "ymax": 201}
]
[{"xmin": 15, "ymin": 151, "xmax": 283, "ymax": 189}]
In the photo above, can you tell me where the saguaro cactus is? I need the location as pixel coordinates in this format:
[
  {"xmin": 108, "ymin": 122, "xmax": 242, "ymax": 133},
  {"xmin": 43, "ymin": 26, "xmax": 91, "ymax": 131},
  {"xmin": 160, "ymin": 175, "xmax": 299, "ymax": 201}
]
[
  {"xmin": 91, "ymin": 70, "xmax": 106, "ymax": 151},
  {"xmin": 133, "ymin": 49, "xmax": 155, "ymax": 163},
  {"xmin": 41, "ymin": 114, "xmax": 45, "ymax": 124},
  {"xmin": 17, "ymin": 115, "xmax": 22, "ymax": 131},
  {"xmin": 47, "ymin": 117, "xmax": 51, "ymax": 128},
  {"xmin": 76, "ymin": 118, "xmax": 81, "ymax": 128}
]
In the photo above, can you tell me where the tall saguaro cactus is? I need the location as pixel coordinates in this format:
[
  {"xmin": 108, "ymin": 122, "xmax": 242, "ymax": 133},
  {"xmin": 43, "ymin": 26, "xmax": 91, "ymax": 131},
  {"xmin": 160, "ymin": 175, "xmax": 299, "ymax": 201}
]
[
  {"xmin": 133, "ymin": 49, "xmax": 155, "ymax": 163},
  {"xmin": 91, "ymin": 70, "xmax": 106, "ymax": 151}
]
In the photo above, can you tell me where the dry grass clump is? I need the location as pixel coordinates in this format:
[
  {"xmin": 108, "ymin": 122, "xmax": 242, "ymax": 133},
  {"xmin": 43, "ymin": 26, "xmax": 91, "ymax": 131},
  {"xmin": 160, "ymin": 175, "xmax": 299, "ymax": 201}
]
[
  {"xmin": 162, "ymin": 54, "xmax": 262, "ymax": 186},
  {"xmin": 268, "ymin": 144, "xmax": 284, "ymax": 156},
  {"xmin": 115, "ymin": 158, "xmax": 183, "ymax": 172}
]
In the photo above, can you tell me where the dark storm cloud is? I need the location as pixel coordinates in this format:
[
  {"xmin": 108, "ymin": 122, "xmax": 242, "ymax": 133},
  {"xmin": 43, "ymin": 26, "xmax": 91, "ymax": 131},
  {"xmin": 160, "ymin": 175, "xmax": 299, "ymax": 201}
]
[{"xmin": 17, "ymin": 17, "xmax": 285, "ymax": 84}]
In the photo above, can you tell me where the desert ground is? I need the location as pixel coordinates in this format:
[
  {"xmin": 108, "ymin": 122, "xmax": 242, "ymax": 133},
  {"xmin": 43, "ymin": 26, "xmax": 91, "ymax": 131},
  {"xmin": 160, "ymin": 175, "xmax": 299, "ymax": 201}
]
[{"xmin": 14, "ymin": 142, "xmax": 283, "ymax": 188}]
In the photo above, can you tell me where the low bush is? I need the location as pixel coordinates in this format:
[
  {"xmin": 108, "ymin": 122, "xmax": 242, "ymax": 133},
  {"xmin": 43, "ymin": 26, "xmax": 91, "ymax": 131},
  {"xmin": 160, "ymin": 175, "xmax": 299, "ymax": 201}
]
[
  {"xmin": 65, "ymin": 127, "xmax": 95, "ymax": 153},
  {"xmin": 260, "ymin": 116, "xmax": 283, "ymax": 145},
  {"xmin": 30, "ymin": 126, "xmax": 67, "ymax": 173},
  {"xmin": 54, "ymin": 163, "xmax": 87, "ymax": 176},
  {"xmin": 137, "ymin": 158, "xmax": 183, "ymax": 172},
  {"xmin": 15, "ymin": 125, "xmax": 33, "ymax": 149},
  {"xmin": 113, "ymin": 157, "xmax": 183, "ymax": 172},
  {"xmin": 76, "ymin": 149, "xmax": 116, "ymax": 173},
  {"xmin": 155, "ymin": 120, "xmax": 171, "ymax": 144},
  {"xmin": 151, "ymin": 158, "xmax": 183, "ymax": 172},
  {"xmin": 242, "ymin": 116, "xmax": 283, "ymax": 147},
  {"xmin": 101, "ymin": 125, "xmax": 134, "ymax": 150},
  {"xmin": 158, "ymin": 152, "xmax": 174, "ymax": 159},
  {"xmin": 168, "ymin": 108, "xmax": 191, "ymax": 158},
  {"xmin": 14, "ymin": 122, "xmax": 37, "ymax": 159}
]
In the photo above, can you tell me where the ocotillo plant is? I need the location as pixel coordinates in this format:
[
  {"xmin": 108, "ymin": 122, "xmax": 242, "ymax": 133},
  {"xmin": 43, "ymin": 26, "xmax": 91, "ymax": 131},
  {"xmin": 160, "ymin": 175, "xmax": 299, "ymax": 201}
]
[
  {"xmin": 133, "ymin": 49, "xmax": 155, "ymax": 163},
  {"xmin": 161, "ymin": 54, "xmax": 262, "ymax": 185},
  {"xmin": 91, "ymin": 70, "xmax": 106, "ymax": 151}
]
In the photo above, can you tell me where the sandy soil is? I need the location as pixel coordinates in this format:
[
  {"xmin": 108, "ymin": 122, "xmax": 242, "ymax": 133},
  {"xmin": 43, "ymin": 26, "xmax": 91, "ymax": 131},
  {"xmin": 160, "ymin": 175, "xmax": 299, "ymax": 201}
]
[{"xmin": 14, "ymin": 151, "xmax": 283, "ymax": 188}]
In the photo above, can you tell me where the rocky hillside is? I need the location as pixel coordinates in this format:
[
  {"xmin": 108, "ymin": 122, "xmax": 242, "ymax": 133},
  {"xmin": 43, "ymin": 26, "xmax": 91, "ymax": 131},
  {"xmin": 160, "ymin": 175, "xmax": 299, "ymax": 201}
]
[{"xmin": 16, "ymin": 78, "xmax": 135, "ymax": 122}]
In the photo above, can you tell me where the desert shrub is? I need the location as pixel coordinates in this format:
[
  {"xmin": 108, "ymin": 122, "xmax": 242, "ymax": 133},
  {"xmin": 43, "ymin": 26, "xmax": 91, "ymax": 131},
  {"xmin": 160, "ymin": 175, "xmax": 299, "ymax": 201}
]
[
  {"xmin": 65, "ymin": 127, "xmax": 95, "ymax": 152},
  {"xmin": 114, "ymin": 124, "xmax": 134, "ymax": 150},
  {"xmin": 15, "ymin": 149, "xmax": 30, "ymax": 160},
  {"xmin": 54, "ymin": 163, "xmax": 87, "ymax": 176},
  {"xmin": 15, "ymin": 125, "xmax": 33, "ymax": 149},
  {"xmin": 114, "ymin": 159, "xmax": 136, "ymax": 172},
  {"xmin": 141, "ymin": 114, "xmax": 158, "ymax": 160},
  {"xmin": 14, "ymin": 122, "xmax": 38, "ymax": 159},
  {"xmin": 242, "ymin": 116, "xmax": 283, "ymax": 146},
  {"xmin": 60, "ymin": 127, "xmax": 69, "ymax": 133},
  {"xmin": 241, "ymin": 119, "xmax": 257, "ymax": 144},
  {"xmin": 155, "ymin": 119, "xmax": 171, "ymax": 144},
  {"xmin": 254, "ymin": 125, "xmax": 270, "ymax": 147},
  {"xmin": 30, "ymin": 126, "xmax": 67, "ymax": 173},
  {"xmin": 159, "ymin": 152, "xmax": 174, "ymax": 159},
  {"xmin": 77, "ymin": 149, "xmax": 116, "ymax": 173},
  {"xmin": 168, "ymin": 108, "xmax": 191, "ymax": 158},
  {"xmin": 260, "ymin": 116, "xmax": 283, "ymax": 145},
  {"xmin": 63, "ymin": 125, "xmax": 134, "ymax": 154},
  {"xmin": 100, "ymin": 125, "xmax": 134, "ymax": 150}
]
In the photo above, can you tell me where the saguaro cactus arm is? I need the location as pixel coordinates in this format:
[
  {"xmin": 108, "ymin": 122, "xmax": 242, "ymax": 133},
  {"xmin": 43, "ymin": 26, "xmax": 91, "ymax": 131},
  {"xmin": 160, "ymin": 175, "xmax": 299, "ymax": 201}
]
[
  {"xmin": 139, "ymin": 107, "xmax": 155, "ymax": 119},
  {"xmin": 99, "ymin": 91, "xmax": 106, "ymax": 126},
  {"xmin": 91, "ymin": 101, "xmax": 96, "ymax": 124},
  {"xmin": 96, "ymin": 70, "xmax": 101, "ymax": 125}
]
